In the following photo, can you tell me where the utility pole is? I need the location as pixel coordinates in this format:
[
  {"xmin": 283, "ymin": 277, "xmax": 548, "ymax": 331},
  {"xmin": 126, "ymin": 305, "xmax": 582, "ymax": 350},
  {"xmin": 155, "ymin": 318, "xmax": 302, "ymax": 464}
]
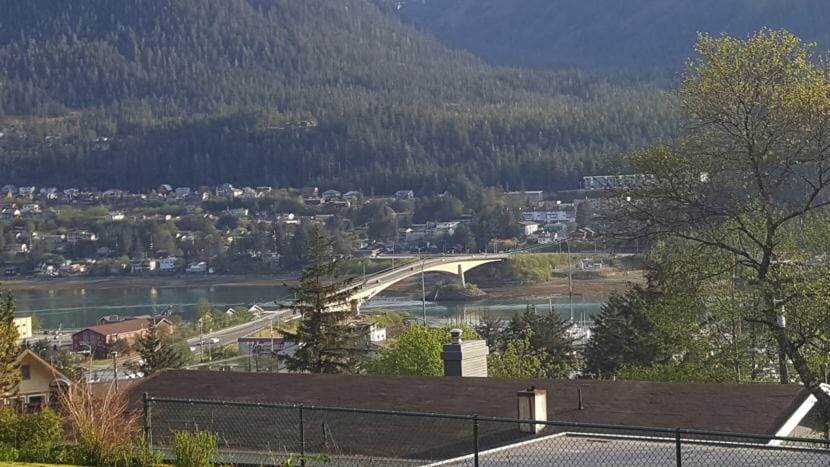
[
  {"xmin": 567, "ymin": 240, "xmax": 574, "ymax": 324},
  {"xmin": 420, "ymin": 248, "xmax": 427, "ymax": 324},
  {"xmin": 111, "ymin": 351, "xmax": 118, "ymax": 393}
]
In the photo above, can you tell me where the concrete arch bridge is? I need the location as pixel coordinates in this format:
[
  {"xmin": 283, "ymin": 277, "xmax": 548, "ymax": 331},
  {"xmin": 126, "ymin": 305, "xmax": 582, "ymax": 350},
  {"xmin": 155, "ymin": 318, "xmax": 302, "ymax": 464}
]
[{"xmin": 339, "ymin": 254, "xmax": 508, "ymax": 314}]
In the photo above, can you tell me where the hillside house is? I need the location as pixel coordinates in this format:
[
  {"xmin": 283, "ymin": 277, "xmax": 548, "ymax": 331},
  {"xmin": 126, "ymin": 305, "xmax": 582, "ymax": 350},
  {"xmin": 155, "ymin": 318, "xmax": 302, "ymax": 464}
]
[
  {"xmin": 17, "ymin": 186, "xmax": 36, "ymax": 198},
  {"xmin": 186, "ymin": 262, "xmax": 208, "ymax": 273},
  {"xmin": 174, "ymin": 187, "xmax": 191, "ymax": 198},
  {"xmin": 395, "ymin": 189, "xmax": 415, "ymax": 200},
  {"xmin": 322, "ymin": 189, "xmax": 341, "ymax": 201},
  {"xmin": 158, "ymin": 257, "xmax": 179, "ymax": 272},
  {"xmin": 343, "ymin": 191, "xmax": 362, "ymax": 202},
  {"xmin": 215, "ymin": 183, "xmax": 236, "ymax": 198},
  {"xmin": 2, "ymin": 350, "xmax": 71, "ymax": 412},
  {"xmin": 519, "ymin": 221, "xmax": 540, "ymax": 236},
  {"xmin": 129, "ymin": 259, "xmax": 157, "ymax": 273}
]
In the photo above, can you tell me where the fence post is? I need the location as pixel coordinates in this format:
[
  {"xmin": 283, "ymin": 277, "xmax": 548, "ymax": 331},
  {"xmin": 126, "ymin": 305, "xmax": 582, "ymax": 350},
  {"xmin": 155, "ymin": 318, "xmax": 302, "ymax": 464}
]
[
  {"xmin": 299, "ymin": 404, "xmax": 306, "ymax": 467},
  {"xmin": 675, "ymin": 428, "xmax": 682, "ymax": 467},
  {"xmin": 142, "ymin": 392, "xmax": 152, "ymax": 447},
  {"xmin": 473, "ymin": 415, "xmax": 480, "ymax": 467}
]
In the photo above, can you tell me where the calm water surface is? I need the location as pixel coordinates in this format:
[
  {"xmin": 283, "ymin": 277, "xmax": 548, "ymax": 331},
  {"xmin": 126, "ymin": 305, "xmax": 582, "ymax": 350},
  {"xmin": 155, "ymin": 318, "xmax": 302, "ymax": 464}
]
[{"xmin": 15, "ymin": 285, "xmax": 606, "ymax": 330}]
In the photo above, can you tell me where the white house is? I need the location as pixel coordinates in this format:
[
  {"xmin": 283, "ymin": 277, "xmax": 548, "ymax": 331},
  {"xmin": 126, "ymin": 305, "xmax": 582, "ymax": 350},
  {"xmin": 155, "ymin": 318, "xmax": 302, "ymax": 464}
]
[
  {"xmin": 174, "ymin": 187, "xmax": 191, "ymax": 198},
  {"xmin": 186, "ymin": 262, "xmax": 208, "ymax": 273},
  {"xmin": 18, "ymin": 186, "xmax": 36, "ymax": 197},
  {"xmin": 519, "ymin": 221, "xmax": 540, "ymax": 236},
  {"xmin": 368, "ymin": 324, "xmax": 386, "ymax": 343},
  {"xmin": 395, "ymin": 190, "xmax": 415, "ymax": 200},
  {"xmin": 158, "ymin": 257, "xmax": 179, "ymax": 272}
]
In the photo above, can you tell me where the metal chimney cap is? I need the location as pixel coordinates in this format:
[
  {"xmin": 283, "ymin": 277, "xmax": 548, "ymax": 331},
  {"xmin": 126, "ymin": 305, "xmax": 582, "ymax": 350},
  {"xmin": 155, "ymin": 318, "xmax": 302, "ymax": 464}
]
[{"xmin": 449, "ymin": 328, "xmax": 463, "ymax": 344}]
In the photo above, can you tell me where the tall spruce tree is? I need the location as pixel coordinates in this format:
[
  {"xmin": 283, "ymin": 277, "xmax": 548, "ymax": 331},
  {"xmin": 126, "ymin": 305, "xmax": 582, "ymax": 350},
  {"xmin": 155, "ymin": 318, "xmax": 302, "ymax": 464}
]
[
  {"xmin": 136, "ymin": 319, "xmax": 184, "ymax": 376},
  {"xmin": 280, "ymin": 226, "xmax": 367, "ymax": 374},
  {"xmin": 584, "ymin": 286, "xmax": 666, "ymax": 378},
  {"xmin": 503, "ymin": 305, "xmax": 576, "ymax": 377},
  {"xmin": 0, "ymin": 289, "xmax": 20, "ymax": 396}
]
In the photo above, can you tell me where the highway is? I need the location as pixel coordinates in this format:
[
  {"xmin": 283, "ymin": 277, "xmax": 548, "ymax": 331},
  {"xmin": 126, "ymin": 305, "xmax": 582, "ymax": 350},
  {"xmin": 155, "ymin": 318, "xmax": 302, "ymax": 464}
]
[{"xmin": 186, "ymin": 308, "xmax": 294, "ymax": 350}]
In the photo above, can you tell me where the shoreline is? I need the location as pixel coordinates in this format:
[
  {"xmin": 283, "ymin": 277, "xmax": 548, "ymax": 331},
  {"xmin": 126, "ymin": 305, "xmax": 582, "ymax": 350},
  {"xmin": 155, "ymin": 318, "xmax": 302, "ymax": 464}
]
[
  {"xmin": 2, "ymin": 270, "xmax": 643, "ymax": 300},
  {"xmin": 1, "ymin": 274, "xmax": 299, "ymax": 292}
]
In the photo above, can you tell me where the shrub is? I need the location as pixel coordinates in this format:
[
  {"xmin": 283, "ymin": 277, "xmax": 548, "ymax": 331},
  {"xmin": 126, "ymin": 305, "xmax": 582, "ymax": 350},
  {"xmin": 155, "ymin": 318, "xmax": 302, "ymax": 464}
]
[
  {"xmin": 59, "ymin": 381, "xmax": 142, "ymax": 466},
  {"xmin": 16, "ymin": 407, "xmax": 64, "ymax": 446},
  {"xmin": 48, "ymin": 444, "xmax": 89, "ymax": 465},
  {"xmin": 173, "ymin": 431, "xmax": 217, "ymax": 467},
  {"xmin": 0, "ymin": 409, "xmax": 19, "ymax": 445},
  {"xmin": 0, "ymin": 408, "xmax": 63, "ymax": 463},
  {"xmin": 0, "ymin": 442, "xmax": 19, "ymax": 462}
]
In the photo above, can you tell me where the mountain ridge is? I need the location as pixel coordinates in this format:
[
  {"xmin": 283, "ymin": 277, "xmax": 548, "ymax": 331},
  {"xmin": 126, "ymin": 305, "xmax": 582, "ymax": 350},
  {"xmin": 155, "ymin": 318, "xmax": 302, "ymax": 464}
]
[
  {"xmin": 0, "ymin": 0, "xmax": 676, "ymax": 192},
  {"xmin": 393, "ymin": 0, "xmax": 830, "ymax": 70}
]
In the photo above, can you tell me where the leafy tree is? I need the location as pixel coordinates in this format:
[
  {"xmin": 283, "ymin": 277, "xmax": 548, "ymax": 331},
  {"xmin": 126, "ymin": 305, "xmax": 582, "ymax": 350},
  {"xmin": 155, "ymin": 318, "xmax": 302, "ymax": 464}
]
[
  {"xmin": 136, "ymin": 320, "xmax": 184, "ymax": 376},
  {"xmin": 488, "ymin": 338, "xmax": 549, "ymax": 379},
  {"xmin": 504, "ymin": 306, "xmax": 576, "ymax": 377},
  {"xmin": 366, "ymin": 325, "xmax": 446, "ymax": 376},
  {"xmin": 280, "ymin": 226, "xmax": 367, "ymax": 374},
  {"xmin": 614, "ymin": 29, "xmax": 830, "ymax": 410},
  {"xmin": 451, "ymin": 223, "xmax": 477, "ymax": 253},
  {"xmin": 0, "ymin": 289, "xmax": 19, "ymax": 397}
]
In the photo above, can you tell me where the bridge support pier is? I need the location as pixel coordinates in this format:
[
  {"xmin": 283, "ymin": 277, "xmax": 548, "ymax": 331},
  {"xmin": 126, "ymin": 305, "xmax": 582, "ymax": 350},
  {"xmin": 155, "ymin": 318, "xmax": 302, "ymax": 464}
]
[
  {"xmin": 350, "ymin": 299, "xmax": 361, "ymax": 317},
  {"xmin": 458, "ymin": 264, "xmax": 466, "ymax": 288}
]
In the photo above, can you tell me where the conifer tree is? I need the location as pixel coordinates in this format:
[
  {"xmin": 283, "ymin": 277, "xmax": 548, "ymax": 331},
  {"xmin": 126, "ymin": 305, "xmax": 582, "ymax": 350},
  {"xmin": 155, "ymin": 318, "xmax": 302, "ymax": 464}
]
[
  {"xmin": 136, "ymin": 319, "xmax": 184, "ymax": 376},
  {"xmin": 280, "ymin": 226, "xmax": 367, "ymax": 374},
  {"xmin": 0, "ymin": 289, "xmax": 20, "ymax": 396}
]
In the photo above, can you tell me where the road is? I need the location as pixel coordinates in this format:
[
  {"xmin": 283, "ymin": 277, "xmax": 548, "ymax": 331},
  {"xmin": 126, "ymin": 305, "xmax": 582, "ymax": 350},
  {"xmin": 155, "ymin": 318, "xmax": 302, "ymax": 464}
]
[{"xmin": 186, "ymin": 309, "xmax": 294, "ymax": 349}]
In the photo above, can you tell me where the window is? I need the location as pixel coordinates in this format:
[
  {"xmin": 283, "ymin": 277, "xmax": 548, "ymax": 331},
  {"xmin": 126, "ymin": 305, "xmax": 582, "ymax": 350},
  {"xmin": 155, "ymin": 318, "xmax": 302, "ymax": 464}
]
[{"xmin": 20, "ymin": 365, "xmax": 30, "ymax": 380}]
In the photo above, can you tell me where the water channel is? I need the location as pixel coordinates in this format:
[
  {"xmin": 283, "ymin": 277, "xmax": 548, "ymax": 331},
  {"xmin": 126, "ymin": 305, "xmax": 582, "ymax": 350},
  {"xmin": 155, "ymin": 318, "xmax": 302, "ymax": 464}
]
[{"xmin": 13, "ymin": 284, "xmax": 607, "ymax": 330}]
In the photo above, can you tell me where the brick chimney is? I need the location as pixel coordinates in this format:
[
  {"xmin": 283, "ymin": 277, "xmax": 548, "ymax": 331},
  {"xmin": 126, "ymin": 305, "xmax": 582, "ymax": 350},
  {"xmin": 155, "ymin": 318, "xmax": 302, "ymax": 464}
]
[
  {"xmin": 441, "ymin": 329, "xmax": 489, "ymax": 377},
  {"xmin": 517, "ymin": 387, "xmax": 547, "ymax": 433}
]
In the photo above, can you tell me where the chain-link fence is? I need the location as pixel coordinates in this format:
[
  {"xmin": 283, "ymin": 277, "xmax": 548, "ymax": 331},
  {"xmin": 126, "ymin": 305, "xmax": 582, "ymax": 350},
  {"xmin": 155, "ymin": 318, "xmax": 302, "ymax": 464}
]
[{"xmin": 143, "ymin": 395, "xmax": 830, "ymax": 466}]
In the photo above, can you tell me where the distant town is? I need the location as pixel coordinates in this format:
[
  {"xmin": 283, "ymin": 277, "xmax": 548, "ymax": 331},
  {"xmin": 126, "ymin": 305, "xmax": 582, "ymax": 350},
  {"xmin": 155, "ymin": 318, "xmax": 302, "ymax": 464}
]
[{"xmin": 0, "ymin": 176, "xmax": 635, "ymax": 279}]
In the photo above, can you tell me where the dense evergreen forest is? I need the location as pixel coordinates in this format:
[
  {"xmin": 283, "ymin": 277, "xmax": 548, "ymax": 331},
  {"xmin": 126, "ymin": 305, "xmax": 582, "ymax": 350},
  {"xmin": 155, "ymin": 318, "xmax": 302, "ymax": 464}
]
[
  {"xmin": 0, "ymin": 0, "xmax": 678, "ymax": 193},
  {"xmin": 392, "ymin": 0, "xmax": 830, "ymax": 71}
]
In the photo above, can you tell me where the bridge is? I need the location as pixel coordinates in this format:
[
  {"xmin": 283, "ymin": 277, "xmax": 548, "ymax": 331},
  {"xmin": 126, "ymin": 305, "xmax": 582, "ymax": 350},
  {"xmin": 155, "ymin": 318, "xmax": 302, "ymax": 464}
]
[{"xmin": 339, "ymin": 254, "xmax": 508, "ymax": 313}]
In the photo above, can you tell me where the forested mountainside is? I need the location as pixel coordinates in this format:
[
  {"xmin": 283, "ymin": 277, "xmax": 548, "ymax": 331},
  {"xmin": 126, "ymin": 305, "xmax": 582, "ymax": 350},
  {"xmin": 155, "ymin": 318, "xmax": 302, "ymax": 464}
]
[
  {"xmin": 0, "ymin": 0, "xmax": 678, "ymax": 193},
  {"xmin": 392, "ymin": 0, "xmax": 830, "ymax": 70}
]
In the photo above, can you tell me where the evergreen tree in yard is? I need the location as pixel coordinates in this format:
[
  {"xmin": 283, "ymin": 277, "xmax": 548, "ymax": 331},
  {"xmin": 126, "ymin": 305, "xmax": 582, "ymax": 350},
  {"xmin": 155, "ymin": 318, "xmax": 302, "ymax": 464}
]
[
  {"xmin": 504, "ymin": 305, "xmax": 576, "ymax": 377},
  {"xmin": 584, "ymin": 286, "xmax": 666, "ymax": 378},
  {"xmin": 136, "ymin": 320, "xmax": 184, "ymax": 376},
  {"xmin": 0, "ymin": 289, "xmax": 20, "ymax": 396},
  {"xmin": 281, "ymin": 226, "xmax": 367, "ymax": 374}
]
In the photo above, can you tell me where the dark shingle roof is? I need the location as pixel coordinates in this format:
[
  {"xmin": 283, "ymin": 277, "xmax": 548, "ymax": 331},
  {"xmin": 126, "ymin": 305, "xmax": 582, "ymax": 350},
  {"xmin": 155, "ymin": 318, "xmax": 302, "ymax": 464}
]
[{"xmin": 131, "ymin": 370, "xmax": 808, "ymax": 435}]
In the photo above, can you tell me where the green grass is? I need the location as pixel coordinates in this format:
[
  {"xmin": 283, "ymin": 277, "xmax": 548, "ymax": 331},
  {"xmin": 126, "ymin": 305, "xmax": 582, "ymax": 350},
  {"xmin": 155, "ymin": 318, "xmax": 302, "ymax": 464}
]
[
  {"xmin": 362, "ymin": 310, "xmax": 410, "ymax": 327},
  {"xmin": 0, "ymin": 463, "xmax": 82, "ymax": 467}
]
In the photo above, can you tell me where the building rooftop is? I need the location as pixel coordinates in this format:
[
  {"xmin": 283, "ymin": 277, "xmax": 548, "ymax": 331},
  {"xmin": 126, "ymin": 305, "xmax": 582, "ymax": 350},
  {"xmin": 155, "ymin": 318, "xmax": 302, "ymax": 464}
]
[{"xmin": 131, "ymin": 370, "xmax": 807, "ymax": 436}]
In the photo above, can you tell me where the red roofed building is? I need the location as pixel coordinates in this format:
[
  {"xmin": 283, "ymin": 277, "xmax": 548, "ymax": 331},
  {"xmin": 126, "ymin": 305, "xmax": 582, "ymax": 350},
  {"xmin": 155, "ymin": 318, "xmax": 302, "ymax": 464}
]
[{"xmin": 72, "ymin": 316, "xmax": 173, "ymax": 357}]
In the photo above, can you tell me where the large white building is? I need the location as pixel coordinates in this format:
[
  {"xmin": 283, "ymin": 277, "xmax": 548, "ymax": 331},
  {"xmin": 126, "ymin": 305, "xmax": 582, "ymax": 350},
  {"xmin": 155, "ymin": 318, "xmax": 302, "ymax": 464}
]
[{"xmin": 583, "ymin": 174, "xmax": 654, "ymax": 191}]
